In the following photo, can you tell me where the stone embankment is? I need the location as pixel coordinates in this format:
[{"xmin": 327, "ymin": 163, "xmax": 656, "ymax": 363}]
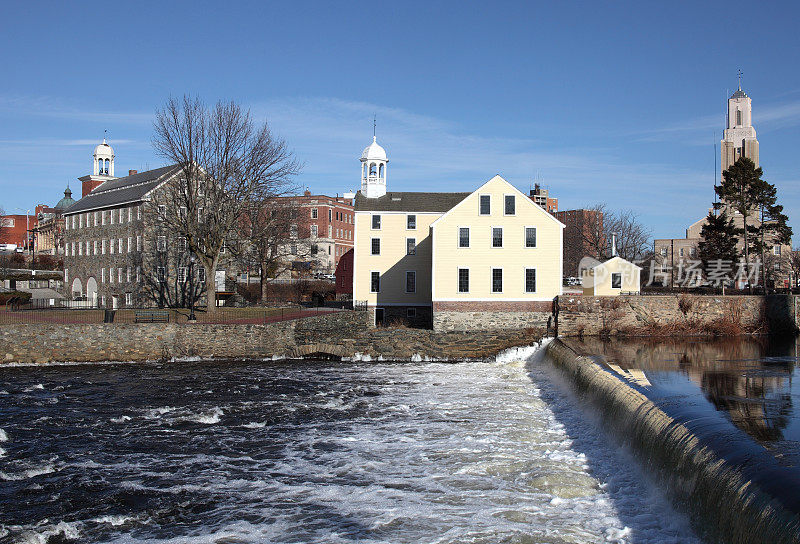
[
  {"xmin": 0, "ymin": 311, "xmax": 544, "ymax": 364},
  {"xmin": 556, "ymin": 294, "xmax": 798, "ymax": 337}
]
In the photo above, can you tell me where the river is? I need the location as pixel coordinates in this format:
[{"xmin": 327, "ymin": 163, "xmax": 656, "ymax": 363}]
[{"xmin": 0, "ymin": 343, "xmax": 701, "ymax": 543}]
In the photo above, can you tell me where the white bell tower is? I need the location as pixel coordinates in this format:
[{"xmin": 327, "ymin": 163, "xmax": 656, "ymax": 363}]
[
  {"xmin": 93, "ymin": 138, "xmax": 115, "ymax": 177},
  {"xmin": 360, "ymin": 129, "xmax": 388, "ymax": 199}
]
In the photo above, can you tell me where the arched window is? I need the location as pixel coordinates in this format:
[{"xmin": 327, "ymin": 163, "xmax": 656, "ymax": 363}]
[
  {"xmin": 379, "ymin": 164, "xmax": 384, "ymax": 178},
  {"xmin": 104, "ymin": 158, "xmax": 110, "ymax": 175},
  {"xmin": 369, "ymin": 163, "xmax": 377, "ymax": 176},
  {"xmin": 736, "ymin": 109, "xmax": 742, "ymax": 126}
]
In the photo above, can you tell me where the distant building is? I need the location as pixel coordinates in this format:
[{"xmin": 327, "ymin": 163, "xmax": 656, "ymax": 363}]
[
  {"xmin": 529, "ymin": 183, "xmax": 558, "ymax": 213},
  {"xmin": 0, "ymin": 214, "xmax": 37, "ymax": 251},
  {"xmin": 553, "ymin": 208, "xmax": 603, "ymax": 277},
  {"xmin": 33, "ymin": 187, "xmax": 76, "ymax": 255},
  {"xmin": 335, "ymin": 248, "xmax": 353, "ymax": 298}
]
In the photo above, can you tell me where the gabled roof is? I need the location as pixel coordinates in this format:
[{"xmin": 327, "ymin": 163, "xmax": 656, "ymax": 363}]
[
  {"xmin": 430, "ymin": 175, "xmax": 565, "ymax": 229},
  {"xmin": 354, "ymin": 191, "xmax": 470, "ymax": 213},
  {"xmin": 590, "ymin": 256, "xmax": 642, "ymax": 270},
  {"xmin": 65, "ymin": 165, "xmax": 180, "ymax": 215}
]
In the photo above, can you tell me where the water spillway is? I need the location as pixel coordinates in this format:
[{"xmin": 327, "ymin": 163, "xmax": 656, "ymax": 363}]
[{"xmin": 544, "ymin": 338, "xmax": 800, "ymax": 544}]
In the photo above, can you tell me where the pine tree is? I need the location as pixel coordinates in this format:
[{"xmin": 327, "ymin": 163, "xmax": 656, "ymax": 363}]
[
  {"xmin": 697, "ymin": 210, "xmax": 740, "ymax": 269},
  {"xmin": 714, "ymin": 157, "xmax": 792, "ymax": 292}
]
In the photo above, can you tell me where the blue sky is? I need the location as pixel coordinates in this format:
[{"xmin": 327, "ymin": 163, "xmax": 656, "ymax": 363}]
[{"xmin": 1, "ymin": 1, "xmax": 798, "ymax": 239}]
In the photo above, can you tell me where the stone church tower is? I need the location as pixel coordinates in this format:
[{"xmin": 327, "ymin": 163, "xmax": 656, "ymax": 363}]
[{"xmin": 720, "ymin": 83, "xmax": 759, "ymax": 180}]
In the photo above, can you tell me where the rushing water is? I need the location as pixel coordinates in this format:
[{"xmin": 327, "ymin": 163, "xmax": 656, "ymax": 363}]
[{"xmin": 0, "ymin": 344, "xmax": 701, "ymax": 544}]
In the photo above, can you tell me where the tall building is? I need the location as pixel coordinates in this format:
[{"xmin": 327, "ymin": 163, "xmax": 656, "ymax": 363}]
[
  {"xmin": 721, "ymin": 85, "xmax": 759, "ymax": 180},
  {"xmin": 553, "ymin": 208, "xmax": 603, "ymax": 277},
  {"xmin": 529, "ymin": 183, "xmax": 558, "ymax": 213}
]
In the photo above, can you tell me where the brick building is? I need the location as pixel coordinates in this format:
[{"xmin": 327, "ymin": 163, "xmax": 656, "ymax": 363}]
[
  {"xmin": 553, "ymin": 208, "xmax": 603, "ymax": 277},
  {"xmin": 0, "ymin": 214, "xmax": 37, "ymax": 251}
]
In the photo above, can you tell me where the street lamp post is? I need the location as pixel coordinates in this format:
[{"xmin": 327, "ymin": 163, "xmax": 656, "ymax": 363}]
[{"xmin": 189, "ymin": 255, "xmax": 197, "ymax": 321}]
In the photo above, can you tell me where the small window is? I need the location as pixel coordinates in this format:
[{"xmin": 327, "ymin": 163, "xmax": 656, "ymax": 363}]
[
  {"xmin": 178, "ymin": 267, "xmax": 187, "ymax": 283},
  {"xmin": 459, "ymin": 227, "xmax": 470, "ymax": 248},
  {"xmin": 525, "ymin": 268, "xmax": 536, "ymax": 293},
  {"xmin": 407, "ymin": 215, "xmax": 416, "ymax": 229},
  {"xmin": 371, "ymin": 238, "xmax": 380, "ymax": 255},
  {"xmin": 311, "ymin": 208, "xmax": 318, "ymax": 219},
  {"xmin": 480, "ymin": 195, "xmax": 491, "ymax": 215},
  {"xmin": 178, "ymin": 237, "xmax": 187, "ymax": 251},
  {"xmin": 372, "ymin": 215, "xmax": 381, "ymax": 229},
  {"xmin": 311, "ymin": 243, "xmax": 318, "ymax": 256},
  {"xmin": 370, "ymin": 271, "xmax": 380, "ymax": 293},
  {"xmin": 525, "ymin": 227, "xmax": 537, "ymax": 248},
  {"xmin": 504, "ymin": 195, "xmax": 515, "ymax": 215},
  {"xmin": 406, "ymin": 238, "xmax": 416, "ymax": 255},
  {"xmin": 492, "ymin": 268, "xmax": 503, "ymax": 292},
  {"xmin": 492, "ymin": 227, "xmax": 503, "ymax": 248},
  {"xmin": 329, "ymin": 209, "xmax": 332, "ymax": 222},
  {"xmin": 158, "ymin": 205, "xmax": 166, "ymax": 217},
  {"xmin": 406, "ymin": 271, "xmax": 416, "ymax": 293},
  {"xmin": 458, "ymin": 268, "xmax": 469, "ymax": 293},
  {"xmin": 118, "ymin": 268, "xmax": 123, "ymax": 283},
  {"xmin": 407, "ymin": 308, "xmax": 416, "ymax": 318},
  {"xmin": 197, "ymin": 267, "xmax": 205, "ymax": 282},
  {"xmin": 157, "ymin": 236, "xmax": 166, "ymax": 252},
  {"xmin": 125, "ymin": 293, "xmax": 132, "ymax": 306},
  {"xmin": 157, "ymin": 267, "xmax": 166, "ymax": 282},
  {"xmin": 660, "ymin": 247, "xmax": 667, "ymax": 257},
  {"xmin": 612, "ymin": 273, "xmax": 622, "ymax": 289},
  {"xmin": 774, "ymin": 246, "xmax": 781, "ymax": 256},
  {"xmin": 679, "ymin": 248, "xmax": 684, "ymax": 257},
  {"xmin": 311, "ymin": 224, "xmax": 318, "ymax": 237}
]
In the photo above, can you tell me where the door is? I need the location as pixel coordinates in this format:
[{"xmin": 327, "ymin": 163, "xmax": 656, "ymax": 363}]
[{"xmin": 375, "ymin": 308, "xmax": 385, "ymax": 327}]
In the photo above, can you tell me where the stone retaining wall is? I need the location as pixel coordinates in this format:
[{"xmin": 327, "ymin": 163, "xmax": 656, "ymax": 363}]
[
  {"xmin": 0, "ymin": 310, "xmax": 544, "ymax": 364},
  {"xmin": 556, "ymin": 294, "xmax": 797, "ymax": 336},
  {"xmin": 432, "ymin": 301, "xmax": 553, "ymax": 332}
]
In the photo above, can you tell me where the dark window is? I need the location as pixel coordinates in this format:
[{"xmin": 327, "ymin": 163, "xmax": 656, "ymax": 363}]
[
  {"xmin": 406, "ymin": 271, "xmax": 416, "ymax": 293},
  {"xmin": 407, "ymin": 308, "xmax": 416, "ymax": 318},
  {"xmin": 492, "ymin": 268, "xmax": 503, "ymax": 293},
  {"xmin": 458, "ymin": 269, "xmax": 469, "ymax": 293},
  {"xmin": 492, "ymin": 227, "xmax": 503, "ymax": 248},
  {"xmin": 372, "ymin": 215, "xmax": 381, "ymax": 229},
  {"xmin": 371, "ymin": 238, "xmax": 380, "ymax": 255},
  {"xmin": 329, "ymin": 209, "xmax": 332, "ymax": 222},
  {"xmin": 311, "ymin": 243, "xmax": 318, "ymax": 256},
  {"xmin": 370, "ymin": 271, "xmax": 380, "ymax": 293},
  {"xmin": 459, "ymin": 227, "xmax": 470, "ymax": 248},
  {"xmin": 505, "ymin": 195, "xmax": 515, "ymax": 215},
  {"xmin": 407, "ymin": 215, "xmax": 416, "ymax": 229},
  {"xmin": 612, "ymin": 273, "xmax": 622, "ymax": 289},
  {"xmin": 525, "ymin": 227, "xmax": 537, "ymax": 248},
  {"xmin": 480, "ymin": 195, "xmax": 491, "ymax": 215},
  {"xmin": 525, "ymin": 269, "xmax": 536, "ymax": 293},
  {"xmin": 406, "ymin": 238, "xmax": 416, "ymax": 255}
]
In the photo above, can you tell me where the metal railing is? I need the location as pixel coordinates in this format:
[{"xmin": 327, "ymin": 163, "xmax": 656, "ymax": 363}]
[{"xmin": 0, "ymin": 304, "xmax": 344, "ymax": 325}]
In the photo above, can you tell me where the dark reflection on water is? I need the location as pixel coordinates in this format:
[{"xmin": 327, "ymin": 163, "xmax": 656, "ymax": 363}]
[{"xmin": 568, "ymin": 336, "xmax": 800, "ymax": 464}]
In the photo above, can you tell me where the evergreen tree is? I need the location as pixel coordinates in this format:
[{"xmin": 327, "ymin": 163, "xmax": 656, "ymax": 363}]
[
  {"xmin": 715, "ymin": 157, "xmax": 792, "ymax": 292},
  {"xmin": 697, "ymin": 210, "xmax": 740, "ymax": 271}
]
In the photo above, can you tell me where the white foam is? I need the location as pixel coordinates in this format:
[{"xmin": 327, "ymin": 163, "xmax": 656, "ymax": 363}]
[
  {"xmin": 0, "ymin": 428, "xmax": 7, "ymax": 441},
  {"xmin": 110, "ymin": 415, "xmax": 131, "ymax": 424},
  {"xmin": 92, "ymin": 514, "xmax": 134, "ymax": 526},
  {"xmin": 0, "ymin": 463, "xmax": 58, "ymax": 481},
  {"xmin": 190, "ymin": 407, "xmax": 223, "ymax": 424},
  {"xmin": 14, "ymin": 521, "xmax": 81, "ymax": 544},
  {"xmin": 23, "ymin": 383, "xmax": 45, "ymax": 392},
  {"xmin": 242, "ymin": 421, "xmax": 267, "ymax": 429},
  {"xmin": 0, "ymin": 446, "xmax": 5, "ymax": 458}
]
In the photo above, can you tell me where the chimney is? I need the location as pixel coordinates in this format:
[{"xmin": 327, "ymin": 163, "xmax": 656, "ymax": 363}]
[{"xmin": 129, "ymin": 169, "xmax": 138, "ymax": 176}]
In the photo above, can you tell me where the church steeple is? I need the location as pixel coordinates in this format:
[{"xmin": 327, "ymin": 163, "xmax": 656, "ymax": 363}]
[
  {"xmin": 360, "ymin": 129, "xmax": 388, "ymax": 199},
  {"xmin": 721, "ymin": 73, "xmax": 759, "ymax": 180}
]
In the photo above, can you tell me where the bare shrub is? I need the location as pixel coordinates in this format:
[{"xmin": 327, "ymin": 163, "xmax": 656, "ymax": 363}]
[{"xmin": 678, "ymin": 294, "xmax": 695, "ymax": 317}]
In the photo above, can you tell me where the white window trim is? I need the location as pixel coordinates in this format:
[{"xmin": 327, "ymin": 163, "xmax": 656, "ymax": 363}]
[
  {"xmin": 371, "ymin": 214, "xmax": 382, "ymax": 230},
  {"xmin": 406, "ymin": 237, "xmax": 416, "ymax": 256},
  {"xmin": 457, "ymin": 226, "xmax": 470, "ymax": 248},
  {"xmin": 406, "ymin": 214, "xmax": 417, "ymax": 230},
  {"xmin": 503, "ymin": 194, "xmax": 516, "ymax": 216},
  {"xmin": 491, "ymin": 267, "xmax": 503, "ymax": 293},
  {"xmin": 525, "ymin": 267, "xmax": 537, "ymax": 293},
  {"xmin": 491, "ymin": 226, "xmax": 503, "ymax": 248},
  {"xmin": 371, "ymin": 237, "xmax": 381, "ymax": 256},
  {"xmin": 479, "ymin": 193, "xmax": 491, "ymax": 215},
  {"xmin": 611, "ymin": 272, "xmax": 623, "ymax": 290},
  {"xmin": 524, "ymin": 226, "xmax": 537, "ymax": 248},
  {"xmin": 458, "ymin": 267, "xmax": 470, "ymax": 294},
  {"xmin": 405, "ymin": 270, "xmax": 416, "ymax": 293},
  {"xmin": 370, "ymin": 270, "xmax": 380, "ymax": 293}
]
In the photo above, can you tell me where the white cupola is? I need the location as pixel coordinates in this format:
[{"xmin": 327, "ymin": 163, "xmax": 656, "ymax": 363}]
[
  {"xmin": 93, "ymin": 138, "xmax": 115, "ymax": 177},
  {"xmin": 360, "ymin": 136, "xmax": 388, "ymax": 198}
]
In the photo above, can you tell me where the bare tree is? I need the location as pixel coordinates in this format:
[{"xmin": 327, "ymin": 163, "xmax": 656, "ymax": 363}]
[
  {"xmin": 790, "ymin": 249, "xmax": 800, "ymax": 292},
  {"xmin": 151, "ymin": 96, "xmax": 301, "ymax": 312},
  {"xmin": 579, "ymin": 204, "xmax": 651, "ymax": 262}
]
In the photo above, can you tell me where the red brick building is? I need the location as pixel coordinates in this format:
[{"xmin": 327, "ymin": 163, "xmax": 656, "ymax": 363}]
[
  {"xmin": 0, "ymin": 214, "xmax": 37, "ymax": 251},
  {"xmin": 553, "ymin": 208, "xmax": 604, "ymax": 277},
  {"xmin": 277, "ymin": 190, "xmax": 355, "ymax": 273}
]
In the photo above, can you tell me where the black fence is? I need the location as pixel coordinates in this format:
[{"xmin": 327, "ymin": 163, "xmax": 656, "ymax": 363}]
[{"xmin": 0, "ymin": 304, "xmax": 348, "ymax": 325}]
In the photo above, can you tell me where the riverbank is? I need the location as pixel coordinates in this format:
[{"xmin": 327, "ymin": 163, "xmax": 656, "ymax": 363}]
[{"xmin": 0, "ymin": 311, "xmax": 544, "ymax": 364}]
